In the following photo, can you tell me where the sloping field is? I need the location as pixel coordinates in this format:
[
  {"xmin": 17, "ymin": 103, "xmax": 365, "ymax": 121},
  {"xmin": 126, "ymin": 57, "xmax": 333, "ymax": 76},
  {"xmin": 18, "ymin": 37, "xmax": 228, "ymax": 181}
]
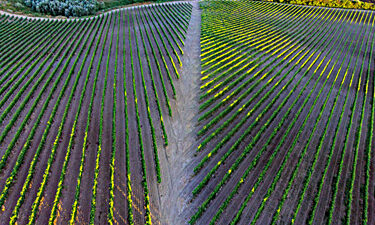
[
  {"xmin": 1, "ymin": 0, "xmax": 375, "ymax": 224},
  {"xmin": 190, "ymin": 1, "xmax": 375, "ymax": 225},
  {"xmin": 0, "ymin": 2, "xmax": 192, "ymax": 224}
]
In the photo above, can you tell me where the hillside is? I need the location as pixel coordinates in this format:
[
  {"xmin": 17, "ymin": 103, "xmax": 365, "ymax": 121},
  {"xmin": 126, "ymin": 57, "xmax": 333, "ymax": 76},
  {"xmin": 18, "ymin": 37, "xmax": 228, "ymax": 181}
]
[{"xmin": 0, "ymin": 0, "xmax": 374, "ymax": 224}]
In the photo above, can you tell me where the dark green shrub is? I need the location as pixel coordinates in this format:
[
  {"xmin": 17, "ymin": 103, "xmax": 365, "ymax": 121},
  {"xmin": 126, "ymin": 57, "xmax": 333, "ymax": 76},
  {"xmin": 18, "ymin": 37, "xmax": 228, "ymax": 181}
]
[{"xmin": 24, "ymin": 0, "xmax": 101, "ymax": 17}]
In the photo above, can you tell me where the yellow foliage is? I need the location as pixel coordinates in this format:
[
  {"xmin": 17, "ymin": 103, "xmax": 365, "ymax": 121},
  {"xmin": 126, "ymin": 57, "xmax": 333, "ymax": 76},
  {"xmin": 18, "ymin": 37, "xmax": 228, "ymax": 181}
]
[{"xmin": 269, "ymin": 0, "xmax": 375, "ymax": 10}]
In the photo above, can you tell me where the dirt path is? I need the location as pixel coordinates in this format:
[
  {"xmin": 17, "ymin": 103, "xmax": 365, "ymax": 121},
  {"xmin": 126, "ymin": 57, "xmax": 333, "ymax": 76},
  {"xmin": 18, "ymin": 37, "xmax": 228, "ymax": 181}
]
[{"xmin": 157, "ymin": 1, "xmax": 200, "ymax": 224}]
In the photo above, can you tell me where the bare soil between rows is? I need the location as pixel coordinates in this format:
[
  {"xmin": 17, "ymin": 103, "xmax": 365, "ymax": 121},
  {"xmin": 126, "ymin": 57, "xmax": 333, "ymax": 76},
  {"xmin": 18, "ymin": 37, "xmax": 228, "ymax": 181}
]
[{"xmin": 156, "ymin": 1, "xmax": 201, "ymax": 224}]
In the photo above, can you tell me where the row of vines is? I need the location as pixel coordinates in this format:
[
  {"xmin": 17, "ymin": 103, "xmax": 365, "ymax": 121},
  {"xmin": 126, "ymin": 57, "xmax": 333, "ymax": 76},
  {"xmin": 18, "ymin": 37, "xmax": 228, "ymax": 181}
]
[
  {"xmin": 190, "ymin": 1, "xmax": 375, "ymax": 225},
  {"xmin": 0, "ymin": 2, "xmax": 191, "ymax": 224}
]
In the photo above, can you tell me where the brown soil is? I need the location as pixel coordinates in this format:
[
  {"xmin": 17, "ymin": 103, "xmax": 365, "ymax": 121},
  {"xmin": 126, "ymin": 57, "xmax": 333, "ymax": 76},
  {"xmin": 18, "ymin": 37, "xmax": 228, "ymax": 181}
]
[{"xmin": 157, "ymin": 1, "xmax": 200, "ymax": 224}]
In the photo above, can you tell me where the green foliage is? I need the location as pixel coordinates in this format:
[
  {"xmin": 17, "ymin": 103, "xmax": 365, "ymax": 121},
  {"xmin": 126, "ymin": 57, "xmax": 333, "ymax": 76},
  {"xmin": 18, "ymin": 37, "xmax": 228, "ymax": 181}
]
[
  {"xmin": 108, "ymin": 11, "xmax": 119, "ymax": 225},
  {"xmin": 8, "ymin": 18, "xmax": 89, "ymax": 224},
  {"xmin": 122, "ymin": 10, "xmax": 134, "ymax": 224},
  {"xmin": 138, "ymin": 8, "xmax": 169, "ymax": 145},
  {"xmin": 69, "ymin": 13, "xmax": 109, "ymax": 225},
  {"xmin": 89, "ymin": 12, "xmax": 114, "ymax": 225},
  {"xmin": 134, "ymin": 9, "xmax": 162, "ymax": 183},
  {"xmin": 28, "ymin": 18, "xmax": 97, "ymax": 225},
  {"xmin": 49, "ymin": 16, "xmax": 103, "ymax": 225},
  {"xmin": 143, "ymin": 6, "xmax": 177, "ymax": 97},
  {"xmin": 0, "ymin": 19, "xmax": 76, "ymax": 211},
  {"xmin": 24, "ymin": 0, "xmax": 101, "ymax": 17},
  {"xmin": 129, "ymin": 10, "xmax": 152, "ymax": 225}
]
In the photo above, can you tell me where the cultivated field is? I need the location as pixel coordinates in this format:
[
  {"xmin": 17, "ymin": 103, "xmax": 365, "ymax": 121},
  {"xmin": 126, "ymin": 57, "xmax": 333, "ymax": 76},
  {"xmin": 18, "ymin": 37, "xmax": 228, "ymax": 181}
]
[
  {"xmin": 0, "ymin": 2, "xmax": 192, "ymax": 224},
  {"xmin": 189, "ymin": 1, "xmax": 375, "ymax": 225},
  {"xmin": 1, "ymin": 0, "xmax": 375, "ymax": 224}
]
